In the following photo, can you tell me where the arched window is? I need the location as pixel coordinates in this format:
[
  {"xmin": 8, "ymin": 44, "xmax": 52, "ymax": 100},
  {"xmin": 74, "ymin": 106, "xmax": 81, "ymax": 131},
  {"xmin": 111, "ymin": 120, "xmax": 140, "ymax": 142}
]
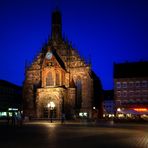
[
  {"xmin": 56, "ymin": 72, "xmax": 60, "ymax": 86},
  {"xmin": 46, "ymin": 72, "xmax": 54, "ymax": 86},
  {"xmin": 76, "ymin": 77, "xmax": 82, "ymax": 108}
]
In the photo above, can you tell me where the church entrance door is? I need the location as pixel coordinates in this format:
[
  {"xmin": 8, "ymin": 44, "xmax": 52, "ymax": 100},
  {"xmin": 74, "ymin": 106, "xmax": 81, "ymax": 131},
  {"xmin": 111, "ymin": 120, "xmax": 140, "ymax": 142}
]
[{"xmin": 43, "ymin": 101, "xmax": 56, "ymax": 119}]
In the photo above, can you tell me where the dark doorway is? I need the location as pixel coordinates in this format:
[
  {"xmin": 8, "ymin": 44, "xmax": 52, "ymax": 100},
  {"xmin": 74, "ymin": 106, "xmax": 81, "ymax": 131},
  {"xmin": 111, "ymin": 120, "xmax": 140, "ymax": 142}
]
[{"xmin": 43, "ymin": 107, "xmax": 56, "ymax": 118}]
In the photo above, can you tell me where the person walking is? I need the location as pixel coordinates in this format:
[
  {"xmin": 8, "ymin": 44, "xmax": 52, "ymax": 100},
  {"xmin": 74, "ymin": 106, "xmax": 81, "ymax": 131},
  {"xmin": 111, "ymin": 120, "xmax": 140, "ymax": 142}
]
[
  {"xmin": 16, "ymin": 111, "xmax": 22, "ymax": 127},
  {"xmin": 11, "ymin": 112, "xmax": 16, "ymax": 127},
  {"xmin": 61, "ymin": 113, "xmax": 65, "ymax": 124}
]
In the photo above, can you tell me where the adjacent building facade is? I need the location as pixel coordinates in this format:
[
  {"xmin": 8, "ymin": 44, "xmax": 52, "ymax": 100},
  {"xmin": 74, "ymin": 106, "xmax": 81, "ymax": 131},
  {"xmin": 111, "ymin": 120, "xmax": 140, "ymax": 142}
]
[
  {"xmin": 114, "ymin": 62, "xmax": 148, "ymax": 118},
  {"xmin": 0, "ymin": 80, "xmax": 22, "ymax": 118},
  {"xmin": 103, "ymin": 90, "xmax": 115, "ymax": 118},
  {"xmin": 23, "ymin": 10, "xmax": 103, "ymax": 119}
]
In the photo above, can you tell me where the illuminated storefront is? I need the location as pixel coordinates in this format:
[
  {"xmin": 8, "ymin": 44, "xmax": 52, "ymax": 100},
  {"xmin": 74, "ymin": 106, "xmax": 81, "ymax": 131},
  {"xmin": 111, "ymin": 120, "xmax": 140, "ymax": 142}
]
[
  {"xmin": 114, "ymin": 62, "xmax": 148, "ymax": 120},
  {"xmin": 0, "ymin": 80, "xmax": 22, "ymax": 119},
  {"xmin": 116, "ymin": 107, "xmax": 148, "ymax": 120}
]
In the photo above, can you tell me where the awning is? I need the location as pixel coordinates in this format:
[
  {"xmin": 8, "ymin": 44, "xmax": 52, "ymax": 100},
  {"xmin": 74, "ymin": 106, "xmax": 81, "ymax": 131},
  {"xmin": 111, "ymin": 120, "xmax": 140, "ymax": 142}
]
[{"xmin": 119, "ymin": 109, "xmax": 148, "ymax": 115}]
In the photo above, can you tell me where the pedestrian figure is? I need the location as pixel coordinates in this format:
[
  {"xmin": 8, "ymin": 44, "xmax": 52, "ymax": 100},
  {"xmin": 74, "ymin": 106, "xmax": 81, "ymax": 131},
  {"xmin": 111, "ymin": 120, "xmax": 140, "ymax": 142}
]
[
  {"xmin": 11, "ymin": 112, "xmax": 16, "ymax": 126},
  {"xmin": 61, "ymin": 113, "xmax": 65, "ymax": 124},
  {"xmin": 16, "ymin": 111, "xmax": 22, "ymax": 127},
  {"xmin": 50, "ymin": 110, "xmax": 53, "ymax": 123},
  {"xmin": 7, "ymin": 112, "xmax": 10, "ymax": 125}
]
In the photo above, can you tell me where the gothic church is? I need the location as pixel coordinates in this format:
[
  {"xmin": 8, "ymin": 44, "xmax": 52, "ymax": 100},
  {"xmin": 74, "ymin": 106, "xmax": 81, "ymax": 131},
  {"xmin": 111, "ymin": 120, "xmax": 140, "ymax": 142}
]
[{"xmin": 23, "ymin": 10, "xmax": 103, "ymax": 119}]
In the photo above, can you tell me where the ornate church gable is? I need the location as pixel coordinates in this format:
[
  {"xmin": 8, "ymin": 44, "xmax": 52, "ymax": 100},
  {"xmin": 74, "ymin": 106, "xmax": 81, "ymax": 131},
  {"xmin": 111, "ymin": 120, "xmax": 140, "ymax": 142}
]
[
  {"xmin": 23, "ymin": 9, "xmax": 103, "ymax": 119},
  {"xmin": 42, "ymin": 48, "xmax": 66, "ymax": 70}
]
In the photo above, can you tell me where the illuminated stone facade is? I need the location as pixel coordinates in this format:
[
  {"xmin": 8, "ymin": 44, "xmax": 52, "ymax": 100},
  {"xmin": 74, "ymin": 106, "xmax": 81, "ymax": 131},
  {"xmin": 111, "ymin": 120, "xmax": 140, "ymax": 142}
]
[{"xmin": 23, "ymin": 10, "xmax": 102, "ymax": 119}]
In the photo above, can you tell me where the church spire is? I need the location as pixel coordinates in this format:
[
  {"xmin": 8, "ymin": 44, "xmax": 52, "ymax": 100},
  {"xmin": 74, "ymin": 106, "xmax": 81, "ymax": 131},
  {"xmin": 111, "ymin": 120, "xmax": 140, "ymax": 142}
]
[{"xmin": 51, "ymin": 9, "xmax": 62, "ymax": 41}]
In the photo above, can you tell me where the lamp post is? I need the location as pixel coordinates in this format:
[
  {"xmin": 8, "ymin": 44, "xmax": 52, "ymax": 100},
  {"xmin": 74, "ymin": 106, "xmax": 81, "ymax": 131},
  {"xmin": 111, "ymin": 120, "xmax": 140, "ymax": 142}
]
[{"xmin": 47, "ymin": 101, "xmax": 55, "ymax": 123}]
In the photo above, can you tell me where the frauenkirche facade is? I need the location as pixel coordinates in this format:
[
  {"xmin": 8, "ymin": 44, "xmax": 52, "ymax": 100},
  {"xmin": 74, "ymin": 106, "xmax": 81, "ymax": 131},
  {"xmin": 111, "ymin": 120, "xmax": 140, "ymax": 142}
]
[{"xmin": 23, "ymin": 10, "xmax": 102, "ymax": 119}]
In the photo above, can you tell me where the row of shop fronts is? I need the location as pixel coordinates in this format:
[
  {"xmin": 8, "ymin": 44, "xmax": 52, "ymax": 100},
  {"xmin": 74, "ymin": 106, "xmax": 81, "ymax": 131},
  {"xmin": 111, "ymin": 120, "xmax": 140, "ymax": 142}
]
[
  {"xmin": 103, "ymin": 106, "xmax": 148, "ymax": 121},
  {"xmin": 103, "ymin": 89, "xmax": 148, "ymax": 121}
]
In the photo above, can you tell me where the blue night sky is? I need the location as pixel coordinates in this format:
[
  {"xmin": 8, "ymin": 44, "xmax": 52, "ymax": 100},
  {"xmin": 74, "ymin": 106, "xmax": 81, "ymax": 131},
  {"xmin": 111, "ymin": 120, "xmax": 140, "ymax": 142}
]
[{"xmin": 0, "ymin": 0, "xmax": 148, "ymax": 90}]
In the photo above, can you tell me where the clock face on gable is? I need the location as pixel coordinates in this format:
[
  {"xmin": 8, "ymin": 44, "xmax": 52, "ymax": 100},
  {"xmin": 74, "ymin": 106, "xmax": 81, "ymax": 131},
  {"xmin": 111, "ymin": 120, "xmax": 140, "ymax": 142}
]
[{"xmin": 46, "ymin": 51, "xmax": 53, "ymax": 60}]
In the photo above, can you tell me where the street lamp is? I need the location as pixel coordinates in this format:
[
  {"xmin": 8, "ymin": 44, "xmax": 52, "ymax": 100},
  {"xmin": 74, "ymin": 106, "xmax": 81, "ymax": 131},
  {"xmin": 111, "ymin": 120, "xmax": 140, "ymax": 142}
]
[{"xmin": 47, "ymin": 101, "xmax": 55, "ymax": 123}]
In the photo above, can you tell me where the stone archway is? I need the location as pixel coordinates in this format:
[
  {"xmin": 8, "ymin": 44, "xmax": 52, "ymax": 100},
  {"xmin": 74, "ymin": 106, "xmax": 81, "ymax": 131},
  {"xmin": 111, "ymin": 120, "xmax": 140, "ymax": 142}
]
[
  {"xmin": 43, "ymin": 99, "xmax": 57, "ymax": 118},
  {"xmin": 36, "ymin": 88, "xmax": 66, "ymax": 118}
]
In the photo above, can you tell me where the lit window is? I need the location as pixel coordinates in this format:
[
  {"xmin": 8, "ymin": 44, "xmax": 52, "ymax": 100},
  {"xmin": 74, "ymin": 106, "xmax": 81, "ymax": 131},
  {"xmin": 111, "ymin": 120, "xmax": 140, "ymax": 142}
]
[
  {"xmin": 46, "ymin": 72, "xmax": 54, "ymax": 86},
  {"xmin": 1, "ymin": 112, "xmax": 7, "ymax": 116},
  {"xmin": 122, "ymin": 82, "xmax": 127, "ymax": 88},
  {"xmin": 116, "ymin": 82, "xmax": 121, "ymax": 88},
  {"xmin": 142, "ymin": 81, "xmax": 147, "ymax": 88},
  {"xmin": 135, "ymin": 81, "xmax": 140, "ymax": 88},
  {"xmin": 56, "ymin": 73, "xmax": 60, "ymax": 86},
  {"xmin": 129, "ymin": 82, "xmax": 133, "ymax": 88},
  {"xmin": 135, "ymin": 90, "xmax": 140, "ymax": 97},
  {"xmin": 79, "ymin": 112, "xmax": 87, "ymax": 117},
  {"xmin": 129, "ymin": 91, "xmax": 134, "ymax": 97},
  {"xmin": 83, "ymin": 112, "xmax": 87, "ymax": 117},
  {"xmin": 121, "ymin": 91, "xmax": 124, "ymax": 97},
  {"xmin": 79, "ymin": 113, "xmax": 83, "ymax": 117},
  {"xmin": 117, "ymin": 91, "xmax": 121, "ymax": 97},
  {"xmin": 142, "ymin": 90, "xmax": 148, "ymax": 97},
  {"xmin": 123, "ymin": 91, "xmax": 127, "ymax": 97}
]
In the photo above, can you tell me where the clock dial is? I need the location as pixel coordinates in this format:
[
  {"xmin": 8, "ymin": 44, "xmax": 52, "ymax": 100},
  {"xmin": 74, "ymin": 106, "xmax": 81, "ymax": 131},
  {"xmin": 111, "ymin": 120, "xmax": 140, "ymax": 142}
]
[{"xmin": 46, "ymin": 51, "xmax": 53, "ymax": 60}]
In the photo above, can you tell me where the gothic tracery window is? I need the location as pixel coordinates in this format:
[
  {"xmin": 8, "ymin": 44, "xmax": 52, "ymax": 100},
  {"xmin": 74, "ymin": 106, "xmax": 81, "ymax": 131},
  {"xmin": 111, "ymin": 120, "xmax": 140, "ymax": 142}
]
[
  {"xmin": 76, "ymin": 77, "xmax": 82, "ymax": 108},
  {"xmin": 46, "ymin": 72, "xmax": 54, "ymax": 86},
  {"xmin": 56, "ymin": 72, "xmax": 60, "ymax": 86}
]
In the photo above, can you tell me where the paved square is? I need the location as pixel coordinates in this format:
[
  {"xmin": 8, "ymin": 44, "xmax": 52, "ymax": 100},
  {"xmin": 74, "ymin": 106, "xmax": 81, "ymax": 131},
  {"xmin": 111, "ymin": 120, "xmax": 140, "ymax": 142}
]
[{"xmin": 0, "ymin": 121, "xmax": 148, "ymax": 148}]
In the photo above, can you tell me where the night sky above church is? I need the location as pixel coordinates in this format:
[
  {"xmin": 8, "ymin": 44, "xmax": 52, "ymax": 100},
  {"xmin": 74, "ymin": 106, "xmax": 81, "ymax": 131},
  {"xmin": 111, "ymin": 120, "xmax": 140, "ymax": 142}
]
[{"xmin": 0, "ymin": 0, "xmax": 148, "ymax": 90}]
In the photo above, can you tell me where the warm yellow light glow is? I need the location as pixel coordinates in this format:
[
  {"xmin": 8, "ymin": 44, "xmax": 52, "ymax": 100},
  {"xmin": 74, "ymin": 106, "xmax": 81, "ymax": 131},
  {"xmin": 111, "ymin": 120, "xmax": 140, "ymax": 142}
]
[
  {"xmin": 0, "ymin": 112, "xmax": 7, "ymax": 117},
  {"xmin": 79, "ymin": 113, "xmax": 83, "ymax": 116},
  {"xmin": 109, "ymin": 114, "xmax": 115, "ymax": 117},
  {"xmin": 83, "ymin": 112, "xmax": 87, "ymax": 116},
  {"xmin": 79, "ymin": 112, "xmax": 88, "ymax": 117},
  {"xmin": 8, "ymin": 108, "xmax": 18, "ymax": 111},
  {"xmin": 118, "ymin": 114, "xmax": 124, "ymax": 118},
  {"xmin": 47, "ymin": 101, "xmax": 55, "ymax": 109},
  {"xmin": 141, "ymin": 114, "xmax": 148, "ymax": 118},
  {"xmin": 117, "ymin": 108, "xmax": 121, "ymax": 112},
  {"xmin": 126, "ymin": 114, "xmax": 132, "ymax": 118},
  {"xmin": 133, "ymin": 108, "xmax": 148, "ymax": 112}
]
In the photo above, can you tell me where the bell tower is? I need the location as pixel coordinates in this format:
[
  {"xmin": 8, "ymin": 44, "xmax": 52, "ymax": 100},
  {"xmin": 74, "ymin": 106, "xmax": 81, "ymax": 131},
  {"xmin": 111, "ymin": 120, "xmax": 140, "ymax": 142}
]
[{"xmin": 51, "ymin": 10, "xmax": 62, "ymax": 41}]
